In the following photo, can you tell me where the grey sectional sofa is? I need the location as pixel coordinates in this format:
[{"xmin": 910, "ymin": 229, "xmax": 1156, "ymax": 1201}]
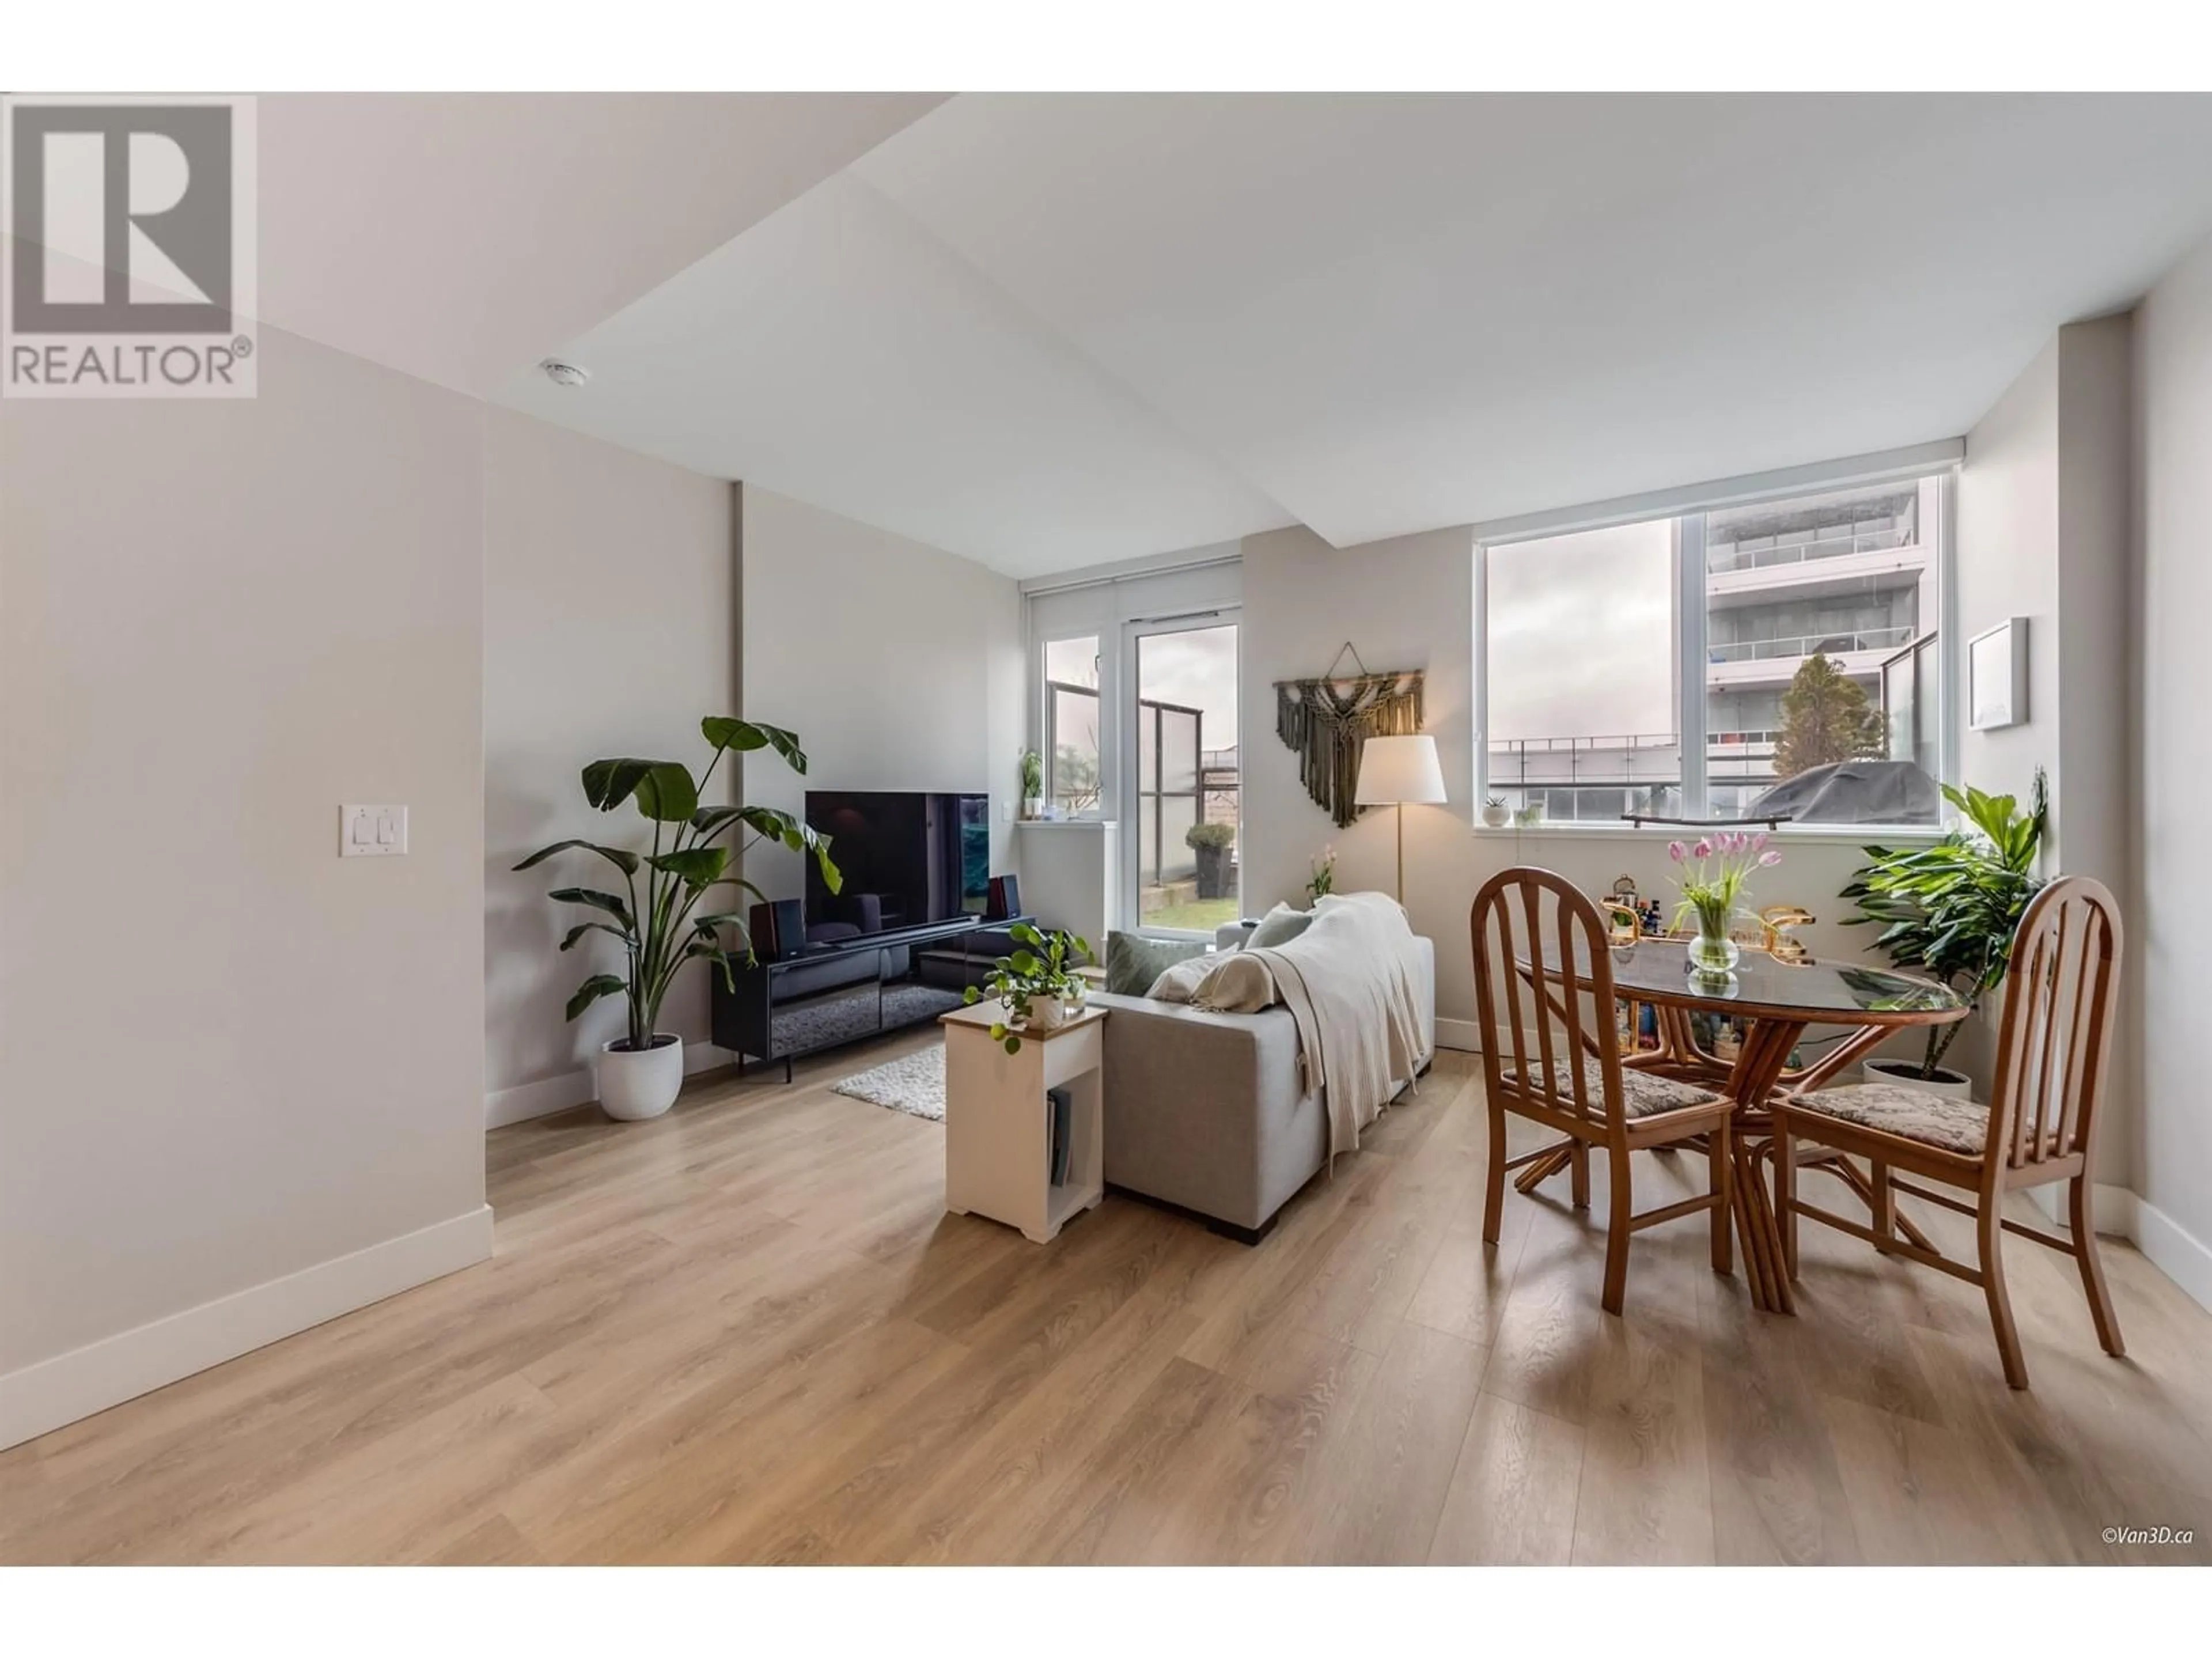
[{"xmin": 1090, "ymin": 935, "xmax": 1436, "ymax": 1241}]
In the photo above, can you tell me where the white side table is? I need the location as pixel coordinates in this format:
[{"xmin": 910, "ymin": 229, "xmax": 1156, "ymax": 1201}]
[{"xmin": 938, "ymin": 1002, "xmax": 1107, "ymax": 1244}]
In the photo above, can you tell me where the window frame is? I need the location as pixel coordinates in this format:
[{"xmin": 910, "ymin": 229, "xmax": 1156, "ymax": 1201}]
[
  {"xmin": 1474, "ymin": 465, "xmax": 1958, "ymax": 839},
  {"xmin": 1039, "ymin": 634, "xmax": 1104, "ymax": 819},
  {"xmin": 1120, "ymin": 608, "xmax": 1243, "ymax": 940}
]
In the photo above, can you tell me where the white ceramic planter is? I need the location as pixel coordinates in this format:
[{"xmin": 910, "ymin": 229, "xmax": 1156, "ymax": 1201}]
[
  {"xmin": 1482, "ymin": 804, "xmax": 1511, "ymax": 828},
  {"xmin": 1026, "ymin": 995, "xmax": 1071, "ymax": 1033},
  {"xmin": 597, "ymin": 1034, "xmax": 684, "ymax": 1120},
  {"xmin": 1863, "ymin": 1056, "xmax": 1974, "ymax": 1100}
]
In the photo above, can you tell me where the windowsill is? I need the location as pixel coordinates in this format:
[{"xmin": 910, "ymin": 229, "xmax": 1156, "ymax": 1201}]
[
  {"xmin": 1016, "ymin": 817, "xmax": 1116, "ymax": 828},
  {"xmin": 1469, "ymin": 820, "xmax": 1948, "ymax": 849}
]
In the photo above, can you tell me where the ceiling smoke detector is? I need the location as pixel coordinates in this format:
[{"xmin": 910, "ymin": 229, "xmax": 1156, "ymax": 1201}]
[{"xmin": 538, "ymin": 358, "xmax": 590, "ymax": 389}]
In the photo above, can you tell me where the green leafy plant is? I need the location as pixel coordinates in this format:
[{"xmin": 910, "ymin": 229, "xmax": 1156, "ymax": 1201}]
[
  {"xmin": 1306, "ymin": 842, "xmax": 1337, "ymax": 904},
  {"xmin": 514, "ymin": 717, "xmax": 842, "ymax": 1053},
  {"xmin": 1018, "ymin": 748, "xmax": 1044, "ymax": 799},
  {"xmin": 1184, "ymin": 820, "xmax": 1237, "ymax": 851},
  {"xmin": 963, "ymin": 923, "xmax": 1092, "ymax": 1054},
  {"xmin": 1842, "ymin": 769, "xmax": 2047, "ymax": 1078}
]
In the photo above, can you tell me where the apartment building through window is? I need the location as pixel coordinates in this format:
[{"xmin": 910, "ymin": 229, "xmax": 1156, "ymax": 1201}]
[{"xmin": 1481, "ymin": 473, "xmax": 1950, "ymax": 827}]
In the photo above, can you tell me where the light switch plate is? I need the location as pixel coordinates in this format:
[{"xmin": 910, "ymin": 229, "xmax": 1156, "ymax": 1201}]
[{"xmin": 341, "ymin": 804, "xmax": 407, "ymax": 857}]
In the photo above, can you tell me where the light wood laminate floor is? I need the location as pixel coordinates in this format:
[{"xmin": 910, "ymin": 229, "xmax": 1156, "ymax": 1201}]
[{"xmin": 3, "ymin": 1036, "xmax": 2209, "ymax": 1565}]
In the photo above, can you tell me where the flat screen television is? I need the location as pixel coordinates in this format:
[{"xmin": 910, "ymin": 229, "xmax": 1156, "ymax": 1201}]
[{"xmin": 804, "ymin": 791, "xmax": 991, "ymax": 934}]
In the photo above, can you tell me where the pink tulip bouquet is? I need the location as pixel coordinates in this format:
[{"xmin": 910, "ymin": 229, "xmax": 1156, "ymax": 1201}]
[{"xmin": 1668, "ymin": 830, "xmax": 1782, "ymax": 974}]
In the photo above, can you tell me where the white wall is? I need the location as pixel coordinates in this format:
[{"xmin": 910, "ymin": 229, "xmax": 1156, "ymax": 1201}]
[
  {"xmin": 483, "ymin": 411, "xmax": 734, "ymax": 1124},
  {"xmin": 2131, "ymin": 230, "xmax": 2212, "ymax": 1301},
  {"xmin": 740, "ymin": 486, "xmax": 1024, "ymax": 904},
  {"xmin": 1956, "ymin": 320, "xmax": 2137, "ymax": 1183},
  {"xmin": 1239, "ymin": 524, "xmax": 1938, "ymax": 1053},
  {"xmin": 1957, "ymin": 338, "xmax": 2062, "ymax": 815},
  {"xmin": 0, "ymin": 320, "xmax": 492, "ymax": 1447}
]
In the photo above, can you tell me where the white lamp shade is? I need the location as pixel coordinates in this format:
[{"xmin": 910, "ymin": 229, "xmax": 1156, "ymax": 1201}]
[{"xmin": 1354, "ymin": 734, "xmax": 1448, "ymax": 806}]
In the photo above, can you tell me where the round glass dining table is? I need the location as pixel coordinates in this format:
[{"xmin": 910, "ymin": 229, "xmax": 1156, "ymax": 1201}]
[{"xmin": 1512, "ymin": 937, "xmax": 1968, "ymax": 1314}]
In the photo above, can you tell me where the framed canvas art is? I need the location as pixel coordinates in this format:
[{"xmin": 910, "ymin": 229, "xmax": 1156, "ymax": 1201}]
[{"xmin": 1968, "ymin": 617, "xmax": 2028, "ymax": 730}]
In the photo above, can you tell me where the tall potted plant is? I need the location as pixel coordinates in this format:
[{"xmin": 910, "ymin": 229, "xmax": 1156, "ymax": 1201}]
[
  {"xmin": 1842, "ymin": 770, "xmax": 2047, "ymax": 1096},
  {"xmin": 515, "ymin": 717, "xmax": 842, "ymax": 1121}
]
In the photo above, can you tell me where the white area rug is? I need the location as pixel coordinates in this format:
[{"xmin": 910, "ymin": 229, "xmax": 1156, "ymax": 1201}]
[{"xmin": 834, "ymin": 1045, "xmax": 948, "ymax": 1122}]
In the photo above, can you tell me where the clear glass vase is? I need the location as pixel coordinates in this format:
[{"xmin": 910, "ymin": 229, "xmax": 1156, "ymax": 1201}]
[{"xmin": 1687, "ymin": 918, "xmax": 1740, "ymax": 980}]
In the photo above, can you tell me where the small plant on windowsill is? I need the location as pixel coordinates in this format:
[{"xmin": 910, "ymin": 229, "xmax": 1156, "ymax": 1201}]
[
  {"xmin": 1306, "ymin": 842, "xmax": 1337, "ymax": 904},
  {"xmin": 1482, "ymin": 795, "xmax": 1511, "ymax": 829},
  {"xmin": 1018, "ymin": 749, "xmax": 1044, "ymax": 820},
  {"xmin": 965, "ymin": 923, "xmax": 1093, "ymax": 1054}
]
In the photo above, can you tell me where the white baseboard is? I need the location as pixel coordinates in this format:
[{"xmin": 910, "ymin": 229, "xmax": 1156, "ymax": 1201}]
[
  {"xmin": 2130, "ymin": 1193, "xmax": 2212, "ymax": 1315},
  {"xmin": 1434, "ymin": 1017, "xmax": 1480, "ymax": 1053},
  {"xmin": 0, "ymin": 1205, "xmax": 494, "ymax": 1452},
  {"xmin": 485, "ymin": 1040, "xmax": 734, "ymax": 1129}
]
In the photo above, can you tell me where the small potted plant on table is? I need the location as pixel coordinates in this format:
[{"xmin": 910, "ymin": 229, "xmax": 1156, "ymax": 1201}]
[
  {"xmin": 964, "ymin": 923, "xmax": 1093, "ymax": 1053},
  {"xmin": 514, "ymin": 716, "xmax": 842, "ymax": 1121}
]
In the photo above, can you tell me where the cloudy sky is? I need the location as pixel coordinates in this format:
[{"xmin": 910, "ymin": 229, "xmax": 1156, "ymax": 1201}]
[
  {"xmin": 1488, "ymin": 520, "xmax": 1676, "ymax": 740},
  {"xmin": 1138, "ymin": 624, "xmax": 1239, "ymax": 747}
]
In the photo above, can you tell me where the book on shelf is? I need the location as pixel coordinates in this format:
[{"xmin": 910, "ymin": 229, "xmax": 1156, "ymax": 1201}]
[{"xmin": 1046, "ymin": 1086, "xmax": 1073, "ymax": 1187}]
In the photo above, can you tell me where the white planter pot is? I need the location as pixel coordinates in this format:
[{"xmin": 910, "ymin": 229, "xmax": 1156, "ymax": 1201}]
[
  {"xmin": 1482, "ymin": 805, "xmax": 1511, "ymax": 828},
  {"xmin": 1022, "ymin": 796, "xmax": 1043, "ymax": 820},
  {"xmin": 597, "ymin": 1035, "xmax": 684, "ymax": 1120},
  {"xmin": 1862, "ymin": 1056, "xmax": 1974, "ymax": 1101},
  {"xmin": 1027, "ymin": 995, "xmax": 1071, "ymax": 1032}
]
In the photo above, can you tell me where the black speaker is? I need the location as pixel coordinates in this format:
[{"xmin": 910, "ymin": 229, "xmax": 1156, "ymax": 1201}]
[
  {"xmin": 748, "ymin": 898, "xmax": 805, "ymax": 960},
  {"xmin": 987, "ymin": 874, "xmax": 1021, "ymax": 922}
]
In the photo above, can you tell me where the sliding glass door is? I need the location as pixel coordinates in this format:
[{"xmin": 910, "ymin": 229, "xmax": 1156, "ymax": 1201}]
[{"xmin": 1126, "ymin": 616, "xmax": 1240, "ymax": 935}]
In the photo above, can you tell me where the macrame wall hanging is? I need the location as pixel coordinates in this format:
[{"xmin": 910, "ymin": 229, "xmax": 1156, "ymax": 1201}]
[{"xmin": 1274, "ymin": 642, "xmax": 1426, "ymax": 829}]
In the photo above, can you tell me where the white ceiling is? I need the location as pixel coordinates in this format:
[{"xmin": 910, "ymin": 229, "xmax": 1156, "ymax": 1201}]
[
  {"xmin": 256, "ymin": 93, "xmax": 946, "ymax": 396},
  {"xmin": 495, "ymin": 92, "xmax": 2212, "ymax": 571}
]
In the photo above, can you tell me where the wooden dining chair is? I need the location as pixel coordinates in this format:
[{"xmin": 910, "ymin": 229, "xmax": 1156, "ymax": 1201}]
[
  {"xmin": 1772, "ymin": 876, "xmax": 2125, "ymax": 1389},
  {"xmin": 1471, "ymin": 867, "xmax": 1738, "ymax": 1315}
]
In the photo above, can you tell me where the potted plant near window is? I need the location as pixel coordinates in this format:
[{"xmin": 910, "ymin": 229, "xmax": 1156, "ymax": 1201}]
[
  {"xmin": 1482, "ymin": 794, "xmax": 1512, "ymax": 828},
  {"xmin": 1185, "ymin": 820, "xmax": 1237, "ymax": 899},
  {"xmin": 1019, "ymin": 749, "xmax": 1044, "ymax": 820},
  {"xmin": 1842, "ymin": 771, "xmax": 2046, "ymax": 1099},
  {"xmin": 964, "ymin": 923, "xmax": 1093, "ymax": 1053},
  {"xmin": 514, "ymin": 717, "xmax": 842, "ymax": 1122}
]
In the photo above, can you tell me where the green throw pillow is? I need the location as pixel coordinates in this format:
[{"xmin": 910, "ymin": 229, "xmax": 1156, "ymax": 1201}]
[
  {"xmin": 1104, "ymin": 931, "xmax": 1206, "ymax": 997},
  {"xmin": 1246, "ymin": 903, "xmax": 1315, "ymax": 950}
]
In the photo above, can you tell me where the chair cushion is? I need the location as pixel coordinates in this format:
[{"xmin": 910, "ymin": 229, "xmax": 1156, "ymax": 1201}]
[
  {"xmin": 1785, "ymin": 1082, "xmax": 1988, "ymax": 1157},
  {"xmin": 1501, "ymin": 1058, "xmax": 1720, "ymax": 1119}
]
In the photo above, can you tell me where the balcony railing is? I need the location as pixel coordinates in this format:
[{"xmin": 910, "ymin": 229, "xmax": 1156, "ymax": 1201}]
[
  {"xmin": 1708, "ymin": 625, "xmax": 1916, "ymax": 665},
  {"xmin": 1706, "ymin": 525, "xmax": 1919, "ymax": 575}
]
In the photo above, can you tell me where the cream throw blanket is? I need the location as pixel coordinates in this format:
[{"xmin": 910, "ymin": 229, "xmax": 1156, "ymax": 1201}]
[{"xmin": 1195, "ymin": 891, "xmax": 1428, "ymax": 1161}]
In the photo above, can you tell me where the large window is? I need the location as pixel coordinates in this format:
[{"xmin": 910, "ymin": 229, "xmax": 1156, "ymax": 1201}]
[{"xmin": 1481, "ymin": 474, "xmax": 1949, "ymax": 828}]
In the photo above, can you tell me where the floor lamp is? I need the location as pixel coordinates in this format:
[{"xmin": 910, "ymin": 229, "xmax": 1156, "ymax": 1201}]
[{"xmin": 1354, "ymin": 734, "xmax": 1448, "ymax": 903}]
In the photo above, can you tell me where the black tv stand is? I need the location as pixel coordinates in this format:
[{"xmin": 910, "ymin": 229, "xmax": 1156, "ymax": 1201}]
[{"xmin": 711, "ymin": 915, "xmax": 1032, "ymax": 1082}]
